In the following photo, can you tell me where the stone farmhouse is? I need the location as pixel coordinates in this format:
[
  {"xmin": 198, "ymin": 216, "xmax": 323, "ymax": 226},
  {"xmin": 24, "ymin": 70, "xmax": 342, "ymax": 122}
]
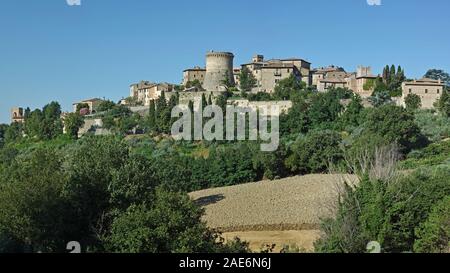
[{"xmin": 401, "ymin": 78, "xmax": 445, "ymax": 109}]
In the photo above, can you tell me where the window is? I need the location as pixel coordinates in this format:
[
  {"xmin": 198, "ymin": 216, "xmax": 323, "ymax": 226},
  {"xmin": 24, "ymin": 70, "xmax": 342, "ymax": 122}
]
[
  {"xmin": 437, "ymin": 89, "xmax": 440, "ymax": 94},
  {"xmin": 409, "ymin": 89, "xmax": 412, "ymax": 93},
  {"xmin": 425, "ymin": 89, "xmax": 428, "ymax": 94}
]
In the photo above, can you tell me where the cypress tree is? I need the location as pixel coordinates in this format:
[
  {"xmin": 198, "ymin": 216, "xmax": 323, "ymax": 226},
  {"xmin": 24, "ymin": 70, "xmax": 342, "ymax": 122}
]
[
  {"xmin": 383, "ymin": 65, "xmax": 390, "ymax": 83},
  {"xmin": 397, "ymin": 65, "xmax": 405, "ymax": 81},
  {"xmin": 208, "ymin": 94, "xmax": 213, "ymax": 106},
  {"xmin": 157, "ymin": 91, "xmax": 167, "ymax": 112},
  {"xmin": 390, "ymin": 65, "xmax": 396, "ymax": 82},
  {"xmin": 149, "ymin": 100, "xmax": 156, "ymax": 130},
  {"xmin": 168, "ymin": 94, "xmax": 177, "ymax": 109},
  {"xmin": 201, "ymin": 93, "xmax": 208, "ymax": 110}
]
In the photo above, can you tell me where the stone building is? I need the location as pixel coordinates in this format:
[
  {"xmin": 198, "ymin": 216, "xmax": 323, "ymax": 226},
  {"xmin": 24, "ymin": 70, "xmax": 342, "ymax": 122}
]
[
  {"xmin": 72, "ymin": 98, "xmax": 104, "ymax": 114},
  {"xmin": 233, "ymin": 68, "xmax": 241, "ymax": 87},
  {"xmin": 182, "ymin": 66, "xmax": 206, "ymax": 86},
  {"xmin": 401, "ymin": 78, "xmax": 445, "ymax": 109},
  {"xmin": 229, "ymin": 99, "xmax": 293, "ymax": 116},
  {"xmin": 317, "ymin": 78, "xmax": 348, "ymax": 92},
  {"xmin": 11, "ymin": 107, "xmax": 25, "ymax": 123},
  {"xmin": 347, "ymin": 66, "xmax": 377, "ymax": 97},
  {"xmin": 315, "ymin": 66, "xmax": 377, "ymax": 97},
  {"xmin": 203, "ymin": 51, "xmax": 235, "ymax": 91},
  {"xmin": 129, "ymin": 81, "xmax": 174, "ymax": 106},
  {"xmin": 311, "ymin": 65, "xmax": 346, "ymax": 86},
  {"xmin": 241, "ymin": 55, "xmax": 311, "ymax": 93}
]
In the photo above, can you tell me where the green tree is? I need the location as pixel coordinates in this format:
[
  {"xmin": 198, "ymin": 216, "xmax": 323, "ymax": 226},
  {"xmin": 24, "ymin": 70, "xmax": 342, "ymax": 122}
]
[
  {"xmin": 108, "ymin": 154, "xmax": 158, "ymax": 211},
  {"xmin": 239, "ymin": 67, "xmax": 257, "ymax": 92},
  {"xmin": 24, "ymin": 109, "xmax": 43, "ymax": 139},
  {"xmin": 389, "ymin": 65, "xmax": 396, "ymax": 82},
  {"xmin": 404, "ymin": 93, "xmax": 422, "ymax": 112},
  {"xmin": 307, "ymin": 90, "xmax": 343, "ymax": 128},
  {"xmin": 105, "ymin": 189, "xmax": 249, "ymax": 253},
  {"xmin": 156, "ymin": 91, "xmax": 172, "ymax": 133},
  {"xmin": 143, "ymin": 100, "xmax": 157, "ymax": 132},
  {"xmin": 0, "ymin": 124, "xmax": 7, "ymax": 147},
  {"xmin": 316, "ymin": 167, "xmax": 450, "ymax": 253},
  {"xmin": 414, "ymin": 196, "xmax": 450, "ymax": 253},
  {"xmin": 363, "ymin": 105, "xmax": 426, "ymax": 153},
  {"xmin": 424, "ymin": 69, "xmax": 450, "ymax": 86},
  {"xmin": 383, "ymin": 65, "xmax": 390, "ymax": 83},
  {"xmin": 220, "ymin": 72, "xmax": 235, "ymax": 90},
  {"xmin": 0, "ymin": 148, "xmax": 71, "ymax": 252},
  {"xmin": 339, "ymin": 94, "xmax": 364, "ymax": 128},
  {"xmin": 64, "ymin": 136, "xmax": 130, "ymax": 248},
  {"xmin": 273, "ymin": 74, "xmax": 304, "ymax": 100},
  {"xmin": 97, "ymin": 100, "xmax": 116, "ymax": 112},
  {"xmin": 63, "ymin": 113, "xmax": 84, "ymax": 139},
  {"xmin": 280, "ymin": 97, "xmax": 310, "ymax": 136},
  {"xmin": 76, "ymin": 103, "xmax": 90, "ymax": 113},
  {"xmin": 4, "ymin": 123, "xmax": 22, "ymax": 143},
  {"xmin": 208, "ymin": 95, "xmax": 213, "ymax": 106},
  {"xmin": 201, "ymin": 93, "xmax": 208, "ymax": 109},
  {"xmin": 285, "ymin": 130, "xmax": 343, "ymax": 174},
  {"xmin": 185, "ymin": 79, "xmax": 203, "ymax": 90},
  {"xmin": 437, "ymin": 89, "xmax": 450, "ymax": 117},
  {"xmin": 369, "ymin": 91, "xmax": 392, "ymax": 107}
]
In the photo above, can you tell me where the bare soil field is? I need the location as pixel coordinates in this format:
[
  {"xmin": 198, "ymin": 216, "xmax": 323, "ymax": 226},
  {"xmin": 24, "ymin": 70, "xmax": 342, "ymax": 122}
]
[
  {"xmin": 189, "ymin": 174, "xmax": 358, "ymax": 251},
  {"xmin": 222, "ymin": 230, "xmax": 321, "ymax": 253}
]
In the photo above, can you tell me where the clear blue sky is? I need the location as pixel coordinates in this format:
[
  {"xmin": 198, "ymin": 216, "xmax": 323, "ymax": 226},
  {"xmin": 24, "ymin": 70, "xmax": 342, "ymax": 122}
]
[{"xmin": 1, "ymin": 0, "xmax": 449, "ymax": 124}]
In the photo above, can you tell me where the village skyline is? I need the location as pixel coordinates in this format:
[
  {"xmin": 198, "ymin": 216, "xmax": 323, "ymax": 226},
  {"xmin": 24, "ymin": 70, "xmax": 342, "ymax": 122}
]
[{"xmin": 1, "ymin": 0, "xmax": 449, "ymax": 123}]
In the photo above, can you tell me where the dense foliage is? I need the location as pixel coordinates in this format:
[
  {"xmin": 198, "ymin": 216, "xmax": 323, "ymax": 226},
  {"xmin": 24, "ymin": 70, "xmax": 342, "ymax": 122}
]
[
  {"xmin": 1, "ymin": 73, "xmax": 449, "ymax": 253},
  {"xmin": 315, "ymin": 166, "xmax": 450, "ymax": 253},
  {"xmin": 0, "ymin": 137, "xmax": 249, "ymax": 253}
]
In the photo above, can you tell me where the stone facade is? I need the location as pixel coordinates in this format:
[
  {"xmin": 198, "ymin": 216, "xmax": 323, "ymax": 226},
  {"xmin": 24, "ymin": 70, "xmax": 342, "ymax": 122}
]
[
  {"xmin": 130, "ymin": 81, "xmax": 174, "ymax": 106},
  {"xmin": 73, "ymin": 98, "xmax": 104, "ymax": 114},
  {"xmin": 228, "ymin": 99, "xmax": 293, "ymax": 116},
  {"xmin": 182, "ymin": 66, "xmax": 206, "ymax": 86},
  {"xmin": 315, "ymin": 66, "xmax": 376, "ymax": 97},
  {"xmin": 317, "ymin": 78, "xmax": 347, "ymax": 92},
  {"xmin": 203, "ymin": 51, "xmax": 235, "ymax": 91},
  {"xmin": 11, "ymin": 107, "xmax": 25, "ymax": 123},
  {"xmin": 241, "ymin": 55, "xmax": 311, "ymax": 93},
  {"xmin": 311, "ymin": 65, "xmax": 346, "ymax": 87},
  {"xmin": 401, "ymin": 78, "xmax": 445, "ymax": 109}
]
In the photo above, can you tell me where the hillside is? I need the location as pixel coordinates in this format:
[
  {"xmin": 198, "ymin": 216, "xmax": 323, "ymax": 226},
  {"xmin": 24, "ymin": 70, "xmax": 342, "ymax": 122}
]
[{"xmin": 189, "ymin": 174, "xmax": 358, "ymax": 251}]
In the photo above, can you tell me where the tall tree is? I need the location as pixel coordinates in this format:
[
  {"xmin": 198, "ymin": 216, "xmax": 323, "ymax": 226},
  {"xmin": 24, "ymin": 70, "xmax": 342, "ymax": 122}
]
[
  {"xmin": 64, "ymin": 113, "xmax": 84, "ymax": 139},
  {"xmin": 208, "ymin": 95, "xmax": 213, "ymax": 106},
  {"xmin": 340, "ymin": 94, "xmax": 364, "ymax": 128},
  {"xmin": 201, "ymin": 93, "xmax": 208, "ymax": 109},
  {"xmin": 239, "ymin": 67, "xmax": 257, "ymax": 92},
  {"xmin": 382, "ymin": 65, "xmax": 390, "ymax": 83},
  {"xmin": 424, "ymin": 69, "xmax": 450, "ymax": 86},
  {"xmin": 24, "ymin": 109, "xmax": 44, "ymax": 139},
  {"xmin": 437, "ymin": 89, "xmax": 450, "ymax": 117},
  {"xmin": 148, "ymin": 100, "xmax": 156, "ymax": 131},
  {"xmin": 404, "ymin": 94, "xmax": 422, "ymax": 112},
  {"xmin": 390, "ymin": 64, "xmax": 396, "ymax": 82},
  {"xmin": 4, "ymin": 123, "xmax": 22, "ymax": 143}
]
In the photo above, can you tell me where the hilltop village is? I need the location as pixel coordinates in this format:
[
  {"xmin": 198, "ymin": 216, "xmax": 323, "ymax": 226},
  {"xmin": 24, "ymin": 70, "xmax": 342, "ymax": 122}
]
[
  {"xmin": 3, "ymin": 52, "xmax": 450, "ymax": 254},
  {"xmin": 10, "ymin": 51, "xmax": 446, "ymax": 137}
]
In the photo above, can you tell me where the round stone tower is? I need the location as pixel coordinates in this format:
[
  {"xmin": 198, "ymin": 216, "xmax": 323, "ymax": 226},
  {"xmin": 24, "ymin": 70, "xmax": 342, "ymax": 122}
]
[{"xmin": 203, "ymin": 51, "xmax": 235, "ymax": 91}]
